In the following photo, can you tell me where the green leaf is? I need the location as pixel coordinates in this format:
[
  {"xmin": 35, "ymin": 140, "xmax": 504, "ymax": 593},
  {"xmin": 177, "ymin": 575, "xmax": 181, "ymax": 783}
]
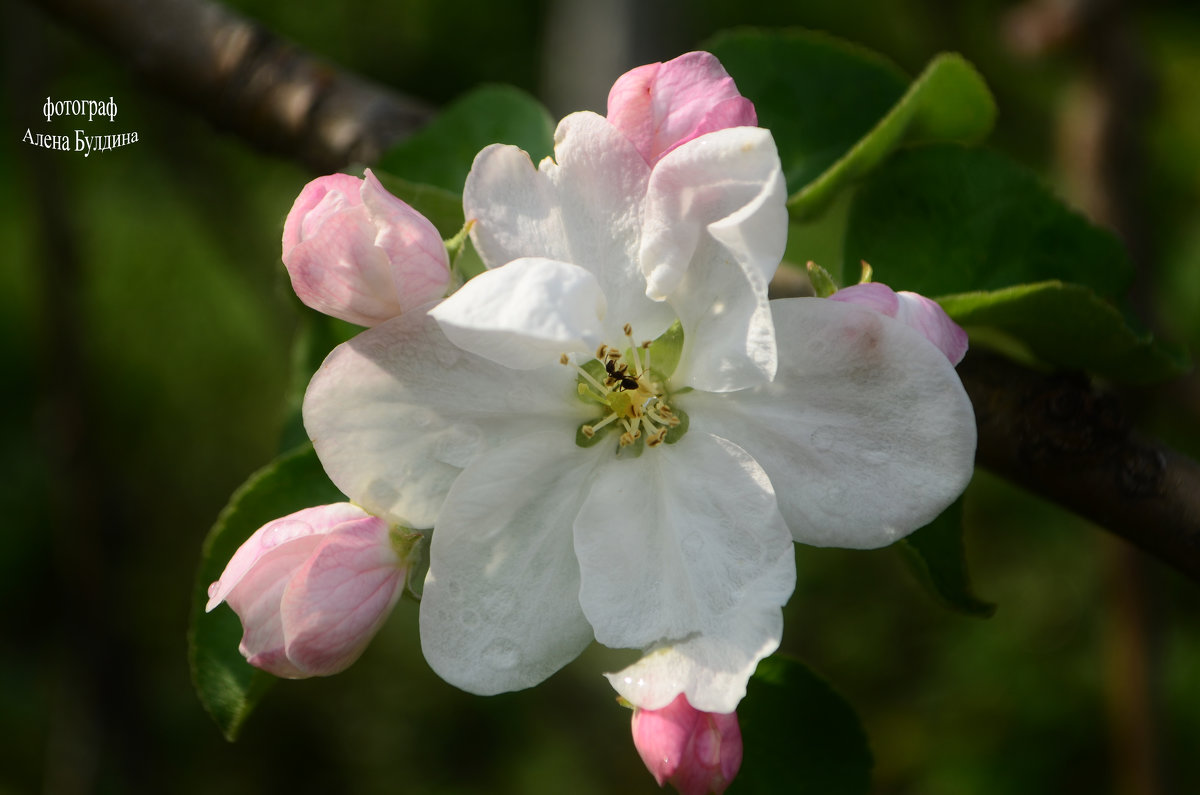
[
  {"xmin": 898, "ymin": 497, "xmax": 995, "ymax": 618},
  {"xmin": 708, "ymin": 29, "xmax": 908, "ymax": 198},
  {"xmin": 844, "ymin": 145, "xmax": 1134, "ymax": 299},
  {"xmin": 791, "ymin": 53, "xmax": 995, "ymax": 218},
  {"xmin": 941, "ymin": 282, "xmax": 1191, "ymax": 384},
  {"xmin": 278, "ymin": 311, "xmax": 358, "ymax": 452},
  {"xmin": 375, "ymin": 84, "xmax": 555, "ymax": 194},
  {"xmin": 736, "ymin": 656, "xmax": 872, "ymax": 794},
  {"xmin": 707, "ymin": 30, "xmax": 994, "ymax": 218},
  {"xmin": 189, "ymin": 444, "xmax": 346, "ymax": 740}
]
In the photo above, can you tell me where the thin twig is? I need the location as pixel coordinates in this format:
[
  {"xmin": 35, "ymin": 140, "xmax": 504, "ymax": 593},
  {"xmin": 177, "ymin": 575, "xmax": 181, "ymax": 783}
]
[{"xmin": 959, "ymin": 350, "xmax": 1200, "ymax": 581}]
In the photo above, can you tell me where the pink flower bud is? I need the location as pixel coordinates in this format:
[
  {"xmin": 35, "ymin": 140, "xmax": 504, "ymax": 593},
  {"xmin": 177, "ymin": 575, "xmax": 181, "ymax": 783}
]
[
  {"xmin": 206, "ymin": 503, "xmax": 415, "ymax": 678},
  {"xmin": 631, "ymin": 694, "xmax": 743, "ymax": 795},
  {"xmin": 830, "ymin": 282, "xmax": 969, "ymax": 364},
  {"xmin": 281, "ymin": 169, "xmax": 451, "ymax": 327},
  {"xmin": 607, "ymin": 51, "xmax": 757, "ymax": 166}
]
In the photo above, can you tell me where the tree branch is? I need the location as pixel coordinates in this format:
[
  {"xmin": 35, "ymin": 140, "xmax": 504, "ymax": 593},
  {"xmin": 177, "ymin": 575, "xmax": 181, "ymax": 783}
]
[
  {"xmin": 25, "ymin": 0, "xmax": 1200, "ymax": 582},
  {"xmin": 960, "ymin": 350, "xmax": 1200, "ymax": 580},
  {"xmin": 25, "ymin": 0, "xmax": 434, "ymax": 171}
]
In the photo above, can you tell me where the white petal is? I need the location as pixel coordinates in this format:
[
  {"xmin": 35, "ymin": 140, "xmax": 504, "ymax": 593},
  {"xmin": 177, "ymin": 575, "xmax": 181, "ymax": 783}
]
[
  {"xmin": 303, "ymin": 309, "xmax": 589, "ymax": 528},
  {"xmin": 429, "ymin": 258, "xmax": 606, "ymax": 370},
  {"xmin": 464, "ymin": 112, "xmax": 674, "ymax": 340},
  {"xmin": 573, "ymin": 432, "xmax": 794, "ymax": 650},
  {"xmin": 419, "ymin": 432, "xmax": 601, "ymax": 695},
  {"xmin": 685, "ymin": 298, "xmax": 977, "ymax": 549},
  {"xmin": 640, "ymin": 128, "xmax": 787, "ymax": 392},
  {"xmin": 605, "ymin": 540, "xmax": 794, "ymax": 714}
]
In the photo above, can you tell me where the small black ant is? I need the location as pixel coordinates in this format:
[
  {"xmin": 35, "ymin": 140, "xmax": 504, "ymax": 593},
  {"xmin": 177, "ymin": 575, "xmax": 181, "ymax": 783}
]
[{"xmin": 604, "ymin": 359, "xmax": 640, "ymax": 391}]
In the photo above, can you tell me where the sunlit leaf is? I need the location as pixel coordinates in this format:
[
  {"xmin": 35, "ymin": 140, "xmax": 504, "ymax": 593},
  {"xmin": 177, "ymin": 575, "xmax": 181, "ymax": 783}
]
[{"xmin": 941, "ymin": 282, "xmax": 1190, "ymax": 384}]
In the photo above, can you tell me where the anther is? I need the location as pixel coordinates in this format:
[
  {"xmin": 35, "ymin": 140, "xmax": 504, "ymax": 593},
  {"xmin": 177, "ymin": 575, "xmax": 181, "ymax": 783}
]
[
  {"xmin": 559, "ymin": 353, "xmax": 570, "ymax": 365},
  {"xmin": 581, "ymin": 425, "xmax": 596, "ymax": 438},
  {"xmin": 596, "ymin": 344, "xmax": 608, "ymax": 359},
  {"xmin": 623, "ymin": 323, "xmax": 633, "ymax": 336}
]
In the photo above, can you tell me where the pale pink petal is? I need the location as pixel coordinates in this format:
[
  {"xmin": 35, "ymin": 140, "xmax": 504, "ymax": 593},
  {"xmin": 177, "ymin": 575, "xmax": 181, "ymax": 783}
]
[
  {"xmin": 205, "ymin": 503, "xmax": 407, "ymax": 679},
  {"xmin": 206, "ymin": 503, "xmax": 373, "ymax": 612},
  {"xmin": 283, "ymin": 173, "xmax": 363, "ymax": 255},
  {"xmin": 607, "ymin": 51, "xmax": 757, "ymax": 166},
  {"xmin": 831, "ymin": 283, "xmax": 968, "ymax": 364},
  {"xmin": 280, "ymin": 519, "xmax": 406, "ymax": 676},
  {"xmin": 361, "ymin": 169, "xmax": 452, "ymax": 310},
  {"xmin": 827, "ymin": 281, "xmax": 898, "ymax": 316},
  {"xmin": 225, "ymin": 533, "xmax": 327, "ymax": 678},
  {"xmin": 894, "ymin": 291, "xmax": 969, "ymax": 364},
  {"xmin": 282, "ymin": 172, "xmax": 450, "ymax": 327}
]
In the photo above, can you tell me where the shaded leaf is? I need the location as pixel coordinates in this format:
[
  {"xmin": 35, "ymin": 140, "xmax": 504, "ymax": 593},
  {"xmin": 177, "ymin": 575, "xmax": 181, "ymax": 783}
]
[
  {"xmin": 898, "ymin": 496, "xmax": 995, "ymax": 618},
  {"xmin": 844, "ymin": 145, "xmax": 1134, "ymax": 299},
  {"xmin": 735, "ymin": 656, "xmax": 872, "ymax": 794},
  {"xmin": 278, "ymin": 310, "xmax": 358, "ymax": 452},
  {"xmin": 708, "ymin": 28, "xmax": 908, "ymax": 197},
  {"xmin": 941, "ymin": 282, "xmax": 1190, "ymax": 384},
  {"xmin": 376, "ymin": 84, "xmax": 555, "ymax": 194},
  {"xmin": 708, "ymin": 30, "xmax": 994, "ymax": 218},
  {"xmin": 189, "ymin": 444, "xmax": 345, "ymax": 740},
  {"xmin": 791, "ymin": 53, "xmax": 995, "ymax": 218}
]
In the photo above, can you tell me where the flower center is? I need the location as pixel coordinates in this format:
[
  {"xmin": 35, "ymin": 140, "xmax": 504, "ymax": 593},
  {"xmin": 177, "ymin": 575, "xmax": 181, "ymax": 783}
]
[{"xmin": 562, "ymin": 323, "xmax": 688, "ymax": 453}]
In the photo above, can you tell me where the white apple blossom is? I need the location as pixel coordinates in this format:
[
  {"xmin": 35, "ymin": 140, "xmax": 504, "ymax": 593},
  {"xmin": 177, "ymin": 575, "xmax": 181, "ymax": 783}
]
[{"xmin": 302, "ymin": 111, "xmax": 976, "ymax": 713}]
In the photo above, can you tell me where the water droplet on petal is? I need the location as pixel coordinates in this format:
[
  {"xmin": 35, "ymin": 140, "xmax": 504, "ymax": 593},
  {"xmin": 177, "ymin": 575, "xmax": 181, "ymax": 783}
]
[
  {"xmin": 861, "ymin": 449, "xmax": 889, "ymax": 466},
  {"xmin": 409, "ymin": 407, "xmax": 436, "ymax": 429},
  {"xmin": 483, "ymin": 639, "xmax": 521, "ymax": 671},
  {"xmin": 810, "ymin": 426, "xmax": 838, "ymax": 452},
  {"xmin": 432, "ymin": 424, "xmax": 483, "ymax": 467},
  {"xmin": 433, "ymin": 340, "xmax": 461, "ymax": 368},
  {"xmin": 681, "ymin": 532, "xmax": 705, "ymax": 557}
]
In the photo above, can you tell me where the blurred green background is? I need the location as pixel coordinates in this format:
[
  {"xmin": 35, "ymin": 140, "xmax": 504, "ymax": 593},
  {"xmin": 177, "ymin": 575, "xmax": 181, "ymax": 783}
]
[{"xmin": 3, "ymin": 0, "xmax": 1199, "ymax": 793}]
